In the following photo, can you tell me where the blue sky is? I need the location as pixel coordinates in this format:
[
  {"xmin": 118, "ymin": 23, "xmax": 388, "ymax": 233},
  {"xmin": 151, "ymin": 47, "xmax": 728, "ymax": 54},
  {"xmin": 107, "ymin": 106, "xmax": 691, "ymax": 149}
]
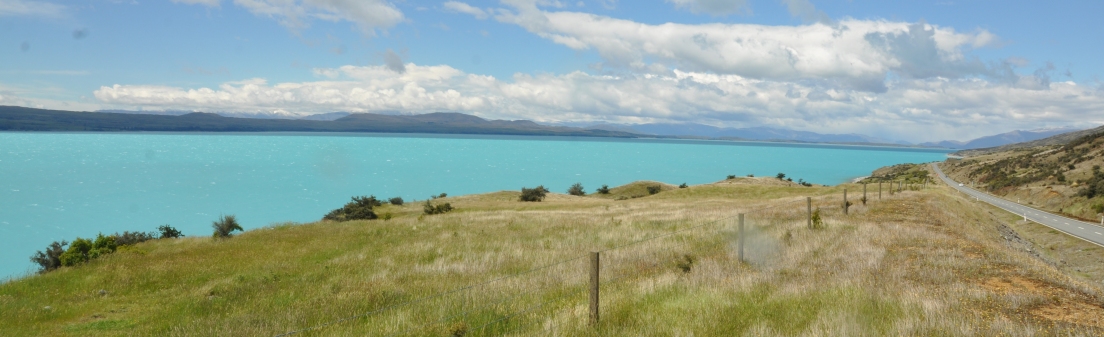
[{"xmin": 1, "ymin": 0, "xmax": 1102, "ymax": 142}]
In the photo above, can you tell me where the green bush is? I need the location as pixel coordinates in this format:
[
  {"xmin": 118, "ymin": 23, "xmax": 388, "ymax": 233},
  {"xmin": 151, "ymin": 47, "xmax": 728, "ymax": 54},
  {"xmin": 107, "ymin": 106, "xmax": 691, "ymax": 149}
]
[
  {"xmin": 388, "ymin": 197, "xmax": 404, "ymax": 206},
  {"xmin": 324, "ymin": 195, "xmax": 381, "ymax": 221},
  {"xmin": 89, "ymin": 233, "xmax": 117, "ymax": 259},
  {"xmin": 596, "ymin": 185, "xmax": 610, "ymax": 194},
  {"xmin": 30, "ymin": 240, "xmax": 67, "ymax": 273},
  {"xmin": 776, "ymin": 172, "xmax": 786, "ymax": 180},
  {"xmin": 423, "ymin": 200, "xmax": 453, "ymax": 215},
  {"xmin": 679, "ymin": 183, "xmax": 688, "ymax": 188},
  {"xmin": 115, "ymin": 231, "xmax": 156, "ymax": 246},
  {"xmin": 811, "ymin": 208, "xmax": 824, "ymax": 229},
  {"xmin": 727, "ymin": 175, "xmax": 736, "ymax": 179},
  {"xmin": 158, "ymin": 225, "xmax": 184, "ymax": 239},
  {"xmin": 567, "ymin": 183, "xmax": 586, "ymax": 196},
  {"xmin": 59, "ymin": 237, "xmax": 93, "ymax": 267},
  {"xmin": 212, "ymin": 215, "xmax": 243, "ymax": 238},
  {"xmin": 519, "ymin": 185, "xmax": 549, "ymax": 202},
  {"xmin": 646, "ymin": 185, "xmax": 662, "ymax": 195}
]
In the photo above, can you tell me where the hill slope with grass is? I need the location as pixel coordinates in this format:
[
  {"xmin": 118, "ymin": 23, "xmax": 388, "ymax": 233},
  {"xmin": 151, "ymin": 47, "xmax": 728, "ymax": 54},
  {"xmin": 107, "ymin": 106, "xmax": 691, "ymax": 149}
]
[
  {"xmin": 942, "ymin": 129, "xmax": 1104, "ymax": 221},
  {"xmin": 3, "ymin": 176, "xmax": 1104, "ymax": 335}
]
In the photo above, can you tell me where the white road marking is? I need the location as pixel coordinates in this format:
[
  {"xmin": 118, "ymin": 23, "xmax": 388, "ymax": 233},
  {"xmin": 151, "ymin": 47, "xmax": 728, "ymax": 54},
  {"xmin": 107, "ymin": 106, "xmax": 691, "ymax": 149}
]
[
  {"xmin": 1097, "ymin": 232, "xmax": 1103, "ymax": 236},
  {"xmin": 1079, "ymin": 227, "xmax": 1085, "ymax": 229}
]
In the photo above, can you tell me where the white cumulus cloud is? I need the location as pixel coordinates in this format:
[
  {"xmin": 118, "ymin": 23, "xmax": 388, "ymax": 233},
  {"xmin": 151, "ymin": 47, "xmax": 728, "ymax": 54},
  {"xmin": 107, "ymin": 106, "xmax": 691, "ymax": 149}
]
[
  {"xmin": 174, "ymin": 0, "xmax": 404, "ymax": 36},
  {"xmin": 91, "ymin": 63, "xmax": 1104, "ymax": 143},
  {"xmin": 443, "ymin": 1, "xmax": 488, "ymax": 19},
  {"xmin": 0, "ymin": 0, "xmax": 65, "ymax": 17},
  {"xmin": 485, "ymin": 2, "xmax": 996, "ymax": 92}
]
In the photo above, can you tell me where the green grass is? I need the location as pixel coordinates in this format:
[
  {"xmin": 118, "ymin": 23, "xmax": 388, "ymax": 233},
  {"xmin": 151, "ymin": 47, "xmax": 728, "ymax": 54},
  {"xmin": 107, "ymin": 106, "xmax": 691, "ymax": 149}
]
[{"xmin": 3, "ymin": 180, "xmax": 1103, "ymax": 336}]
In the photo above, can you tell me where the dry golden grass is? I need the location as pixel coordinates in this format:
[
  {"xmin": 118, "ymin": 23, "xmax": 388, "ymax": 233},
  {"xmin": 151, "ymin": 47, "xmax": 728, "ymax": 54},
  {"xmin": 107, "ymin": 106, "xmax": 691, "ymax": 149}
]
[{"xmin": 2, "ymin": 180, "xmax": 1103, "ymax": 336}]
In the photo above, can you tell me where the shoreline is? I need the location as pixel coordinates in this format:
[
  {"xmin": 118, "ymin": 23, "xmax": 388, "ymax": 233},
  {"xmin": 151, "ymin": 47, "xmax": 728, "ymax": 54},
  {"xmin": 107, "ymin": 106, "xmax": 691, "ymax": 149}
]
[{"xmin": 850, "ymin": 176, "xmax": 870, "ymax": 183}]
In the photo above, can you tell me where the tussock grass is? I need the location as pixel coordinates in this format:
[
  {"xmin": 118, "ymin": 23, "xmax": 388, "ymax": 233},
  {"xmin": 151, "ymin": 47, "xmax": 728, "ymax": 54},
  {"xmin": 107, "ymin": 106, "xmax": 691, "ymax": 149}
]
[{"xmin": 2, "ymin": 181, "xmax": 1103, "ymax": 336}]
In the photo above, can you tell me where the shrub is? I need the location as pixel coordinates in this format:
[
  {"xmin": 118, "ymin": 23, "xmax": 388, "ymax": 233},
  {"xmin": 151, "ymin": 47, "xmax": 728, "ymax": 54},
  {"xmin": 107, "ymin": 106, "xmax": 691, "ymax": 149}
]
[
  {"xmin": 89, "ymin": 233, "xmax": 117, "ymax": 259},
  {"xmin": 679, "ymin": 183, "xmax": 688, "ymax": 188},
  {"xmin": 30, "ymin": 240, "xmax": 67, "ymax": 273},
  {"xmin": 438, "ymin": 193, "xmax": 447, "ymax": 199},
  {"xmin": 448, "ymin": 322, "xmax": 468, "ymax": 337},
  {"xmin": 324, "ymin": 195, "xmax": 381, "ymax": 221},
  {"xmin": 158, "ymin": 225, "xmax": 184, "ymax": 239},
  {"xmin": 212, "ymin": 214, "xmax": 243, "ymax": 238},
  {"xmin": 646, "ymin": 185, "xmax": 662, "ymax": 195},
  {"xmin": 567, "ymin": 183, "xmax": 586, "ymax": 196},
  {"xmin": 1093, "ymin": 203, "xmax": 1104, "ymax": 214},
  {"xmin": 388, "ymin": 197, "xmax": 404, "ymax": 206},
  {"xmin": 115, "ymin": 231, "xmax": 156, "ymax": 246},
  {"xmin": 519, "ymin": 185, "xmax": 549, "ymax": 202},
  {"xmin": 423, "ymin": 200, "xmax": 453, "ymax": 215},
  {"xmin": 811, "ymin": 208, "xmax": 824, "ymax": 229},
  {"xmin": 860, "ymin": 196, "xmax": 868, "ymax": 206},
  {"xmin": 596, "ymin": 185, "xmax": 610, "ymax": 194},
  {"xmin": 776, "ymin": 172, "xmax": 786, "ymax": 180},
  {"xmin": 727, "ymin": 175, "xmax": 736, "ymax": 179},
  {"xmin": 747, "ymin": 174, "xmax": 754, "ymax": 177},
  {"xmin": 59, "ymin": 237, "xmax": 93, "ymax": 267}
]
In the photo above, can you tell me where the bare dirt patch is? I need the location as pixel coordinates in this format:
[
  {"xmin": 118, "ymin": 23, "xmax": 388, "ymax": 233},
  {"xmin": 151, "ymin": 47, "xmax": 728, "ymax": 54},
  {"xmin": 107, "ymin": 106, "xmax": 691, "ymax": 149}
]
[{"xmin": 1032, "ymin": 301, "xmax": 1104, "ymax": 328}]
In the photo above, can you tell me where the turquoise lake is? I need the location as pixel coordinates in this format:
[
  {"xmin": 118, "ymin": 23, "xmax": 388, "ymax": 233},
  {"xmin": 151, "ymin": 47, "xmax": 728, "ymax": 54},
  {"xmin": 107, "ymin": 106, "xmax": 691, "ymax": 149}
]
[{"xmin": 0, "ymin": 132, "xmax": 950, "ymax": 279}]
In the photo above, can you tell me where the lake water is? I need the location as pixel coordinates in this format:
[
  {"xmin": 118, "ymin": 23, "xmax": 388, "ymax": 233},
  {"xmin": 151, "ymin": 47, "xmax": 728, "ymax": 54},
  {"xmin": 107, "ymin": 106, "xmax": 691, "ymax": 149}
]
[{"xmin": 0, "ymin": 132, "xmax": 950, "ymax": 279}]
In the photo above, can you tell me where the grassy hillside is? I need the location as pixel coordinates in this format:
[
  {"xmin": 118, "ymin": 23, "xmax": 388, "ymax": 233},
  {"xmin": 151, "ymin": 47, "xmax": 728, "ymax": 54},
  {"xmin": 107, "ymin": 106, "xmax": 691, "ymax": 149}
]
[
  {"xmin": 942, "ymin": 129, "xmax": 1104, "ymax": 221},
  {"xmin": 2, "ymin": 178, "xmax": 1103, "ymax": 336}
]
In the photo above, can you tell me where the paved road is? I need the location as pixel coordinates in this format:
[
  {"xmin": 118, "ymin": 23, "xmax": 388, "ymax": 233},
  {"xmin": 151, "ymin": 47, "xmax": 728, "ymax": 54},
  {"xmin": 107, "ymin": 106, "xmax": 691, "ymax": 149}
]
[{"xmin": 932, "ymin": 163, "xmax": 1104, "ymax": 247}]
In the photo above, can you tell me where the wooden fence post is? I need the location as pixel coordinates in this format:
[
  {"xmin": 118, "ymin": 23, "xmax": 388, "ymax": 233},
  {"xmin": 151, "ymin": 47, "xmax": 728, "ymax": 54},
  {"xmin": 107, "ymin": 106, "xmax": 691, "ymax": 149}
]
[
  {"xmin": 863, "ymin": 183, "xmax": 867, "ymax": 203},
  {"xmin": 738, "ymin": 214, "xmax": 745, "ymax": 262},
  {"xmin": 878, "ymin": 182, "xmax": 882, "ymax": 199},
  {"xmin": 807, "ymin": 197, "xmax": 812, "ymax": 229},
  {"xmin": 843, "ymin": 188, "xmax": 848, "ymax": 215},
  {"xmin": 589, "ymin": 252, "xmax": 599, "ymax": 326}
]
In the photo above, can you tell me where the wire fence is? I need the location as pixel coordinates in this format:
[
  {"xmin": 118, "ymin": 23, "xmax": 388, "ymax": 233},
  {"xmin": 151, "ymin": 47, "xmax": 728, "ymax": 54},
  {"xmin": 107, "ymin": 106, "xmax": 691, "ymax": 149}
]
[{"xmin": 276, "ymin": 188, "xmax": 909, "ymax": 336}]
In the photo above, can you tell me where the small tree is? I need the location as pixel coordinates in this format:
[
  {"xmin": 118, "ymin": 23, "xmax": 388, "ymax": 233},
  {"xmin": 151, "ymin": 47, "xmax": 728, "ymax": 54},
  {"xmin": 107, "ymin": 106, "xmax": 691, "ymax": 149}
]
[
  {"xmin": 30, "ymin": 240, "xmax": 68, "ymax": 273},
  {"xmin": 423, "ymin": 200, "xmax": 453, "ymax": 215},
  {"xmin": 646, "ymin": 185, "xmax": 662, "ymax": 195},
  {"xmin": 324, "ymin": 195, "xmax": 380, "ymax": 221},
  {"xmin": 568, "ymin": 183, "xmax": 586, "ymax": 196},
  {"xmin": 388, "ymin": 197, "xmax": 404, "ymax": 206},
  {"xmin": 727, "ymin": 175, "xmax": 736, "ymax": 179},
  {"xmin": 158, "ymin": 225, "xmax": 183, "ymax": 239},
  {"xmin": 679, "ymin": 183, "xmax": 688, "ymax": 188},
  {"xmin": 776, "ymin": 172, "xmax": 786, "ymax": 180},
  {"xmin": 596, "ymin": 185, "xmax": 610, "ymax": 194},
  {"xmin": 438, "ymin": 193, "xmax": 447, "ymax": 199},
  {"xmin": 519, "ymin": 185, "xmax": 549, "ymax": 202},
  {"xmin": 212, "ymin": 214, "xmax": 243, "ymax": 239}
]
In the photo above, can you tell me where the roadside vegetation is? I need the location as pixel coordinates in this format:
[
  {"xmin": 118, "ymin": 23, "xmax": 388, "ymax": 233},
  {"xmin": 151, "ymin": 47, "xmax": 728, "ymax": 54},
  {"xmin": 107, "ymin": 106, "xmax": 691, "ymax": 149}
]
[
  {"xmin": 4, "ymin": 174, "xmax": 1103, "ymax": 335},
  {"xmin": 943, "ymin": 130, "xmax": 1104, "ymax": 221}
]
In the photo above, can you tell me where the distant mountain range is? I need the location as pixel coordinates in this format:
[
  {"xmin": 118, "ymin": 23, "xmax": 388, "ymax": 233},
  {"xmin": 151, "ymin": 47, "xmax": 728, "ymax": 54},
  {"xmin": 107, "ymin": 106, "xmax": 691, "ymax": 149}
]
[
  {"xmin": 579, "ymin": 122, "xmax": 899, "ymax": 144},
  {"xmin": 919, "ymin": 127, "xmax": 1083, "ymax": 150},
  {"xmin": 0, "ymin": 106, "xmax": 634, "ymax": 137},
  {"xmin": 12, "ymin": 107, "xmax": 1093, "ymax": 149},
  {"xmin": 571, "ymin": 122, "xmax": 1087, "ymax": 149}
]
